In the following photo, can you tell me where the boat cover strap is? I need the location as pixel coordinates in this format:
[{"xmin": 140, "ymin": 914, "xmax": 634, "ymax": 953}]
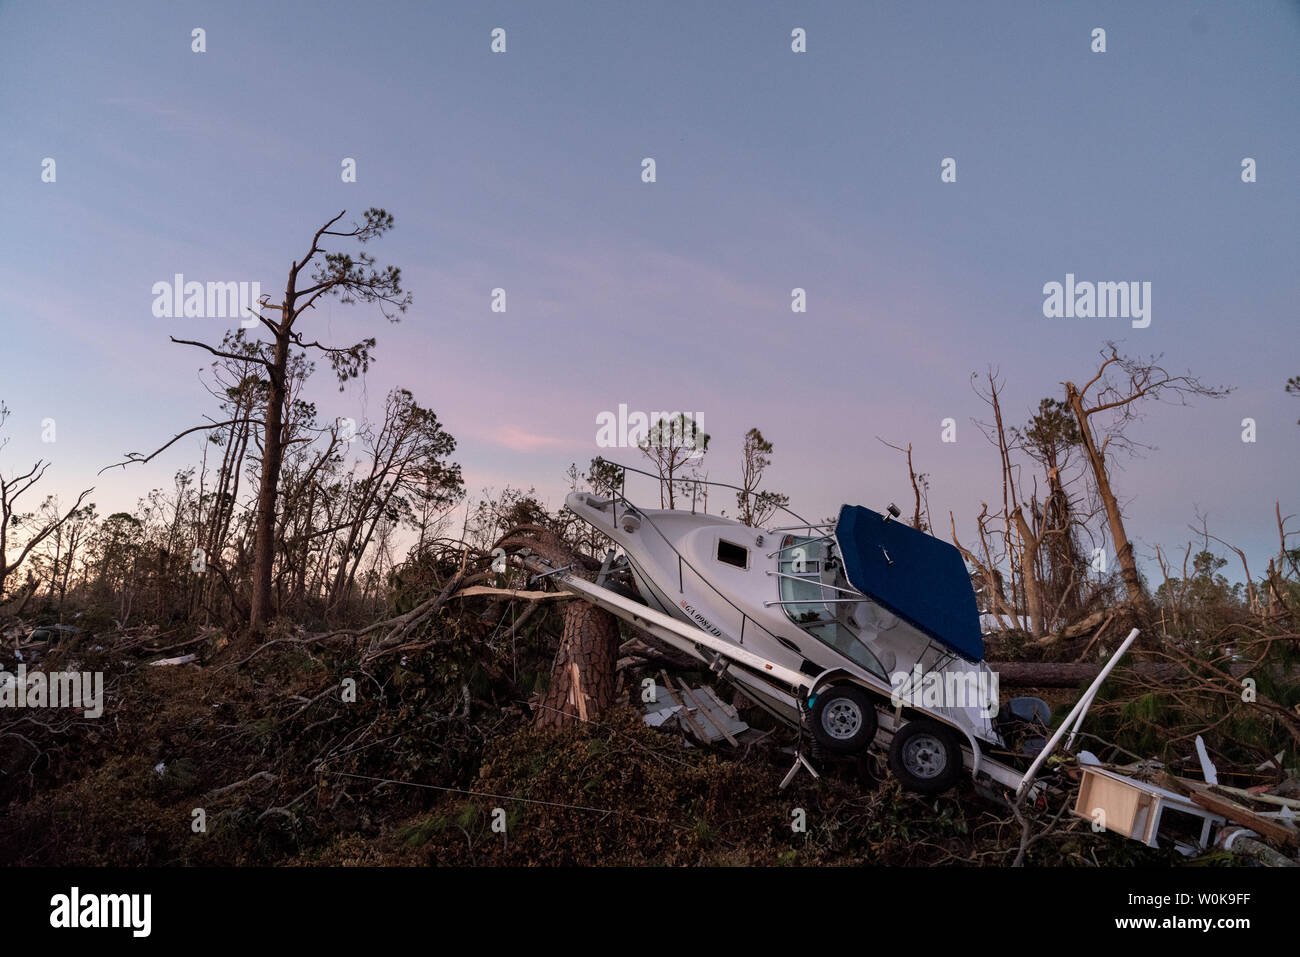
[{"xmin": 833, "ymin": 505, "xmax": 984, "ymax": 662}]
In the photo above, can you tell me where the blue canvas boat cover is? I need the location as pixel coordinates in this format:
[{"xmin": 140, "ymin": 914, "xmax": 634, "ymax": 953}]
[{"xmin": 833, "ymin": 505, "xmax": 984, "ymax": 662}]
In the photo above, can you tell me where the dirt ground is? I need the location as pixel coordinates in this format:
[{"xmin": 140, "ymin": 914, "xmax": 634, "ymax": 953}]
[{"xmin": 0, "ymin": 630, "xmax": 1180, "ymax": 867}]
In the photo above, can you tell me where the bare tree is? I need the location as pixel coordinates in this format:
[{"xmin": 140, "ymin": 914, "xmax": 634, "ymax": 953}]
[
  {"xmin": 0, "ymin": 403, "xmax": 93, "ymax": 601},
  {"xmin": 1064, "ymin": 345, "xmax": 1230, "ymax": 613},
  {"xmin": 1010, "ymin": 502, "xmax": 1051, "ymax": 637},
  {"xmin": 1012, "ymin": 398, "xmax": 1090, "ymax": 628},
  {"xmin": 950, "ymin": 507, "xmax": 1019, "ymax": 627},
  {"xmin": 324, "ymin": 388, "xmax": 462, "ymax": 616},
  {"xmin": 114, "ymin": 210, "xmax": 409, "ymax": 636},
  {"xmin": 31, "ymin": 497, "xmax": 97, "ymax": 615},
  {"xmin": 971, "ymin": 370, "xmax": 1027, "ymax": 619},
  {"xmin": 877, "ymin": 438, "xmax": 929, "ymax": 532}
]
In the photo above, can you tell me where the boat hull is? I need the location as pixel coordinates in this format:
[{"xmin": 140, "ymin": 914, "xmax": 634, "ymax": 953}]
[{"xmin": 564, "ymin": 491, "xmax": 1004, "ymax": 747}]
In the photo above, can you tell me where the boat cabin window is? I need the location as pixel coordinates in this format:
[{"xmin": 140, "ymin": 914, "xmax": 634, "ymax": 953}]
[
  {"xmin": 716, "ymin": 539, "xmax": 749, "ymax": 569},
  {"xmin": 778, "ymin": 535, "xmax": 887, "ymax": 679}
]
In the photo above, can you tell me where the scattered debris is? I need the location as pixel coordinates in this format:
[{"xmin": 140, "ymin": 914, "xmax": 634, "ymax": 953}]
[
  {"xmin": 1217, "ymin": 826, "xmax": 1299, "ymax": 867},
  {"xmin": 1067, "ymin": 766, "xmax": 1300, "ymax": 862},
  {"xmin": 642, "ymin": 676, "xmax": 749, "ymax": 746},
  {"xmin": 1185, "ymin": 782, "xmax": 1298, "ymax": 848},
  {"xmin": 149, "ymin": 654, "xmax": 197, "ymax": 667},
  {"xmin": 1195, "ymin": 735, "xmax": 1218, "ymax": 785},
  {"xmin": 1073, "ymin": 766, "xmax": 1223, "ymax": 850}
]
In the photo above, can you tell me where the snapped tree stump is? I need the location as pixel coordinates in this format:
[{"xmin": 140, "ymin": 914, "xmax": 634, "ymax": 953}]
[
  {"xmin": 491, "ymin": 524, "xmax": 621, "ymax": 729},
  {"xmin": 535, "ymin": 600, "xmax": 619, "ymax": 728}
]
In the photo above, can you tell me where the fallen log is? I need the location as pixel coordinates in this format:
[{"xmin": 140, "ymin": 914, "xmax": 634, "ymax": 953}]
[
  {"xmin": 1218, "ymin": 827, "xmax": 1299, "ymax": 866},
  {"xmin": 205, "ymin": 770, "xmax": 276, "ymax": 800},
  {"xmin": 990, "ymin": 660, "xmax": 1289, "ymax": 687},
  {"xmin": 1061, "ymin": 610, "xmax": 1110, "ymax": 639},
  {"xmin": 449, "ymin": 585, "xmax": 572, "ymax": 602}
]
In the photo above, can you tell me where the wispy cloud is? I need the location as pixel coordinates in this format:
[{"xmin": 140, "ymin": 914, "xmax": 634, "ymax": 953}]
[{"xmin": 487, "ymin": 425, "xmax": 573, "ymax": 453}]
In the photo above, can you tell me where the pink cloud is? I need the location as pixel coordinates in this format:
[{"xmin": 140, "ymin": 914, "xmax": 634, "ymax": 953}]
[{"xmin": 489, "ymin": 425, "xmax": 572, "ymax": 453}]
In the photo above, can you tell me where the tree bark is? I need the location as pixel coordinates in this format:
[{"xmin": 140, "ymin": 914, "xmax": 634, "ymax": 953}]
[
  {"xmin": 950, "ymin": 510, "xmax": 1019, "ymax": 627},
  {"xmin": 1219, "ymin": 829, "xmax": 1298, "ymax": 867},
  {"xmin": 1011, "ymin": 507, "xmax": 1044, "ymax": 637},
  {"xmin": 991, "ymin": 660, "xmax": 1294, "ymax": 686},
  {"xmin": 535, "ymin": 600, "xmax": 619, "ymax": 728},
  {"xmin": 249, "ymin": 334, "xmax": 289, "ymax": 634},
  {"xmin": 1065, "ymin": 381, "xmax": 1147, "ymax": 612}
]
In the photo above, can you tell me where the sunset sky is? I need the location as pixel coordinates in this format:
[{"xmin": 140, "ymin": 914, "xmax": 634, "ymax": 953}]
[{"xmin": 1, "ymin": 1, "xmax": 1297, "ymax": 581}]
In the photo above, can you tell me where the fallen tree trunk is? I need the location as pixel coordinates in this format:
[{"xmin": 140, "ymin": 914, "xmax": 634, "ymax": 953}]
[
  {"xmin": 449, "ymin": 585, "xmax": 571, "ymax": 602},
  {"xmin": 1218, "ymin": 827, "xmax": 1299, "ymax": 867},
  {"xmin": 1060, "ymin": 609, "xmax": 1110, "ymax": 639},
  {"xmin": 990, "ymin": 660, "xmax": 1292, "ymax": 687}
]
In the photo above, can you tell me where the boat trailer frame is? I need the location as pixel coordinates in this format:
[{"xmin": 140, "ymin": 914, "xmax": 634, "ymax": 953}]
[{"xmin": 526, "ymin": 554, "xmax": 1140, "ymax": 798}]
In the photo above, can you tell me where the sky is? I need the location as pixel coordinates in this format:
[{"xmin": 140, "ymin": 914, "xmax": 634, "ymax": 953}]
[{"xmin": 1, "ymin": 0, "xmax": 1297, "ymax": 583}]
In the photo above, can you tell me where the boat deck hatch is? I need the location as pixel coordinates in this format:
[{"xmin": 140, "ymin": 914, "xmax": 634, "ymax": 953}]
[{"xmin": 716, "ymin": 539, "xmax": 749, "ymax": 569}]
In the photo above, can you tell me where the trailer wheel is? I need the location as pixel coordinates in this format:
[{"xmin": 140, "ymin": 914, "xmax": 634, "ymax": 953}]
[
  {"xmin": 888, "ymin": 719, "xmax": 963, "ymax": 794},
  {"xmin": 809, "ymin": 685, "xmax": 878, "ymax": 754}
]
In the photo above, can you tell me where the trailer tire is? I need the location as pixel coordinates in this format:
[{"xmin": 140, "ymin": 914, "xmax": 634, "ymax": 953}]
[
  {"xmin": 809, "ymin": 685, "xmax": 878, "ymax": 754},
  {"xmin": 888, "ymin": 719, "xmax": 964, "ymax": 794}
]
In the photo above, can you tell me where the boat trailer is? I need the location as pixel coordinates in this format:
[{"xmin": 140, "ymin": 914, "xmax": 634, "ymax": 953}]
[{"xmin": 524, "ymin": 554, "xmax": 1140, "ymax": 800}]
